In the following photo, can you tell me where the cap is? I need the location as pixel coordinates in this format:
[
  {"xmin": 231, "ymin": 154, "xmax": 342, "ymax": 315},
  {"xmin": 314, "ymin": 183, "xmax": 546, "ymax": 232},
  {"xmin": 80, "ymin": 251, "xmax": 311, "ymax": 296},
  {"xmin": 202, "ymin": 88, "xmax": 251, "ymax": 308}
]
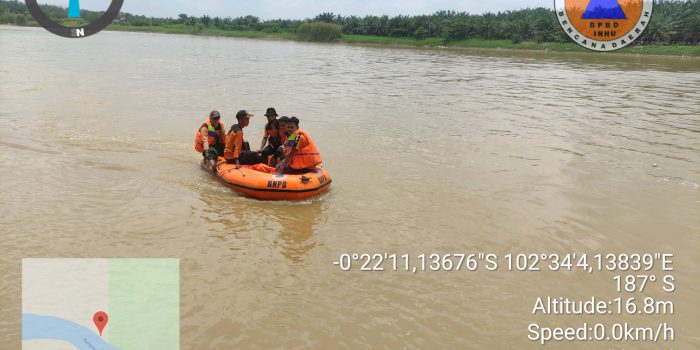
[
  {"xmin": 265, "ymin": 107, "xmax": 278, "ymax": 117},
  {"xmin": 210, "ymin": 110, "xmax": 221, "ymax": 119},
  {"xmin": 236, "ymin": 110, "xmax": 253, "ymax": 119}
]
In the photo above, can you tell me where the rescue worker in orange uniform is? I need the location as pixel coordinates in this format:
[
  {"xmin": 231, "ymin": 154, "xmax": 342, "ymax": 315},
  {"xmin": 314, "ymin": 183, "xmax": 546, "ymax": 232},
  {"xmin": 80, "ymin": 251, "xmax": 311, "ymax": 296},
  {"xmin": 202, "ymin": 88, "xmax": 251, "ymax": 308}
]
[
  {"xmin": 277, "ymin": 116, "xmax": 290, "ymax": 139},
  {"xmin": 195, "ymin": 110, "xmax": 225, "ymax": 172},
  {"xmin": 279, "ymin": 116, "xmax": 296, "ymax": 156},
  {"xmin": 275, "ymin": 117, "xmax": 322, "ymax": 174},
  {"xmin": 269, "ymin": 116, "xmax": 290, "ymax": 165},
  {"xmin": 224, "ymin": 110, "xmax": 263, "ymax": 168},
  {"xmin": 258, "ymin": 107, "xmax": 279, "ymax": 152},
  {"xmin": 257, "ymin": 108, "xmax": 284, "ymax": 167}
]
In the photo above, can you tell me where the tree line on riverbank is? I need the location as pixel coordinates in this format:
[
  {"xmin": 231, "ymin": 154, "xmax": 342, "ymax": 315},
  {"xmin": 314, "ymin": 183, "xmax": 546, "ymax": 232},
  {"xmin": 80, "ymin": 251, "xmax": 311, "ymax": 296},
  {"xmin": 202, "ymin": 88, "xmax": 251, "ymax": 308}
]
[{"xmin": 1, "ymin": 0, "xmax": 698, "ymax": 44}]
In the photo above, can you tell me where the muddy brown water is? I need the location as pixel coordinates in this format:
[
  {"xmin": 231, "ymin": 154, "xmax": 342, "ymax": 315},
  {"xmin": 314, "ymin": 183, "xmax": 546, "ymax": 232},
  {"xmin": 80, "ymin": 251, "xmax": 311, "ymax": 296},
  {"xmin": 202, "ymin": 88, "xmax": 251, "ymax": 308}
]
[{"xmin": 1, "ymin": 26, "xmax": 699, "ymax": 349}]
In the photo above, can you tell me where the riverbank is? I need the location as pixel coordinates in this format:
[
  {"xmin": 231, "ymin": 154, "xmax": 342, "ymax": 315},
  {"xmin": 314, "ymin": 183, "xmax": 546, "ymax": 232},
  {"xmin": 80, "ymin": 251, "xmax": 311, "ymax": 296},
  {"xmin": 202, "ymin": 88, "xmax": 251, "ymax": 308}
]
[
  {"xmin": 107, "ymin": 24, "xmax": 700, "ymax": 57},
  {"xmin": 4, "ymin": 23, "xmax": 700, "ymax": 57},
  {"xmin": 341, "ymin": 35, "xmax": 700, "ymax": 56}
]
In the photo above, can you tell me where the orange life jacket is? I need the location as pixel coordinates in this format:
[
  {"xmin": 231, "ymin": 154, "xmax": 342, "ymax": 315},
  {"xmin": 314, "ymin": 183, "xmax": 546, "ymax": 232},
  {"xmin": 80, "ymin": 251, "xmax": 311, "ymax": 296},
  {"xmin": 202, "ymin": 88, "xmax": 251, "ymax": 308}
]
[
  {"xmin": 195, "ymin": 119, "xmax": 225, "ymax": 153},
  {"xmin": 290, "ymin": 129, "xmax": 322, "ymax": 169},
  {"xmin": 250, "ymin": 163, "xmax": 276, "ymax": 173},
  {"xmin": 224, "ymin": 124, "xmax": 243, "ymax": 161}
]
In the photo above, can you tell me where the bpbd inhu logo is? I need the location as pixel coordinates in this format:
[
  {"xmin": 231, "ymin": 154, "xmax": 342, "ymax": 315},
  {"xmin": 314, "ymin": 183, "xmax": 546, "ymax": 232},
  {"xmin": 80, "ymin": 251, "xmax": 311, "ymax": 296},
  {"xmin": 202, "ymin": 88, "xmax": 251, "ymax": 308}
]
[
  {"xmin": 554, "ymin": 0, "xmax": 654, "ymax": 51},
  {"xmin": 26, "ymin": 0, "xmax": 124, "ymax": 38}
]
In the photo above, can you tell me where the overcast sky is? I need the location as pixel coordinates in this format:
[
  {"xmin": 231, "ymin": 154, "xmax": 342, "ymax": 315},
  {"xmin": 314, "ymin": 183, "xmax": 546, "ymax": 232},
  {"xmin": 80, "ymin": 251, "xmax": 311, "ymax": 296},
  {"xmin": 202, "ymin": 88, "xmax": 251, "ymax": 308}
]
[{"xmin": 38, "ymin": 0, "xmax": 552, "ymax": 19}]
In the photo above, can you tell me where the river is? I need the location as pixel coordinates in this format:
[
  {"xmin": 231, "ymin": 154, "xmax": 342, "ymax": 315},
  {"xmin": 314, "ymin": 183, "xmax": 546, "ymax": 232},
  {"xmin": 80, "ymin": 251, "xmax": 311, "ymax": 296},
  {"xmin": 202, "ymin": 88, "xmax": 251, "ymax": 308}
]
[
  {"xmin": 1, "ymin": 26, "xmax": 699, "ymax": 349},
  {"xmin": 22, "ymin": 314, "xmax": 119, "ymax": 350}
]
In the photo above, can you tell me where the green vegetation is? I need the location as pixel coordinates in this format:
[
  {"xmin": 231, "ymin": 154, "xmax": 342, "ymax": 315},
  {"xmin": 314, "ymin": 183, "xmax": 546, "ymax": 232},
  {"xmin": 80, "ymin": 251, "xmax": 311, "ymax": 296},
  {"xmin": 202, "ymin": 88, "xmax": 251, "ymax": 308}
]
[
  {"xmin": 106, "ymin": 23, "xmax": 297, "ymax": 40},
  {"xmin": 61, "ymin": 17, "xmax": 88, "ymax": 27},
  {"xmin": 1, "ymin": 0, "xmax": 698, "ymax": 56},
  {"xmin": 297, "ymin": 22, "xmax": 342, "ymax": 42},
  {"xmin": 339, "ymin": 36, "xmax": 700, "ymax": 56},
  {"xmin": 13, "ymin": 12, "xmax": 25, "ymax": 25},
  {"xmin": 0, "ymin": 0, "xmax": 101, "ymax": 25},
  {"xmin": 341, "ymin": 34, "xmax": 446, "ymax": 47}
]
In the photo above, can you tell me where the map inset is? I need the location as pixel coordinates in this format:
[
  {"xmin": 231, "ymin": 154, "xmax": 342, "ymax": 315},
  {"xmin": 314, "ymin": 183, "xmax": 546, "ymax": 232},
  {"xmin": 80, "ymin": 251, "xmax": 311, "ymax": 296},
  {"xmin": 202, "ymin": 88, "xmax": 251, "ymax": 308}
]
[{"xmin": 22, "ymin": 259, "xmax": 179, "ymax": 350}]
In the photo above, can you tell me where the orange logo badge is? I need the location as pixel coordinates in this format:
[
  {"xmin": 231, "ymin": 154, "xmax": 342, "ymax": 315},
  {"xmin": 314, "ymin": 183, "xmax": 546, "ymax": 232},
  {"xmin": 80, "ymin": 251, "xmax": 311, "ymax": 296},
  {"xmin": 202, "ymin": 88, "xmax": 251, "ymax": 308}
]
[{"xmin": 554, "ymin": 0, "xmax": 654, "ymax": 51}]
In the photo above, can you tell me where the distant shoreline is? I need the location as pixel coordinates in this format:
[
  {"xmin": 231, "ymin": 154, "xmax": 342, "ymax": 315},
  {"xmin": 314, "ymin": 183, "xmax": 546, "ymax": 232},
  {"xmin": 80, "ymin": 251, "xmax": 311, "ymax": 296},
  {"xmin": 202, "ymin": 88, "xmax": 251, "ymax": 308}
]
[
  {"xmin": 4, "ymin": 23, "xmax": 700, "ymax": 58},
  {"xmin": 105, "ymin": 25, "xmax": 700, "ymax": 58}
]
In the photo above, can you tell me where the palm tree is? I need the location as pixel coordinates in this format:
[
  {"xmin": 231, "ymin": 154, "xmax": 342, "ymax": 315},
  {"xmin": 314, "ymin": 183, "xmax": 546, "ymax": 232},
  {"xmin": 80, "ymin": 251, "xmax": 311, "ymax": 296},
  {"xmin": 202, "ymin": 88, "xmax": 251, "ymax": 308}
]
[{"xmin": 68, "ymin": 0, "xmax": 80, "ymax": 18}]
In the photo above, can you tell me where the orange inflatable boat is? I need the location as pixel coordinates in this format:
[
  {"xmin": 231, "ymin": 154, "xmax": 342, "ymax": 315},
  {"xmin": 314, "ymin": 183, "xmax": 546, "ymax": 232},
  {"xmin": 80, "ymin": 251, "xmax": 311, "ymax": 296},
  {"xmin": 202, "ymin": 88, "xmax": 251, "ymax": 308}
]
[{"xmin": 202, "ymin": 158, "xmax": 332, "ymax": 200}]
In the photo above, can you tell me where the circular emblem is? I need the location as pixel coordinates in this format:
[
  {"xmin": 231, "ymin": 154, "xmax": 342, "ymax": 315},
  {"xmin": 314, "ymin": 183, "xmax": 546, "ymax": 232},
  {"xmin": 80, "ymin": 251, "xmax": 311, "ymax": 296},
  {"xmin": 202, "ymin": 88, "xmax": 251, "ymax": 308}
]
[
  {"xmin": 25, "ymin": 0, "xmax": 124, "ymax": 38},
  {"xmin": 554, "ymin": 0, "xmax": 654, "ymax": 51}
]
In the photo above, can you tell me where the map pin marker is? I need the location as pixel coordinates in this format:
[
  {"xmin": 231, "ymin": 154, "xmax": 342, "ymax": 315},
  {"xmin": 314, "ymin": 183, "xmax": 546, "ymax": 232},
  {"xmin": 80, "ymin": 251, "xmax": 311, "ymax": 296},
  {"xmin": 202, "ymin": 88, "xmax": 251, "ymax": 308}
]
[{"xmin": 93, "ymin": 311, "xmax": 109, "ymax": 336}]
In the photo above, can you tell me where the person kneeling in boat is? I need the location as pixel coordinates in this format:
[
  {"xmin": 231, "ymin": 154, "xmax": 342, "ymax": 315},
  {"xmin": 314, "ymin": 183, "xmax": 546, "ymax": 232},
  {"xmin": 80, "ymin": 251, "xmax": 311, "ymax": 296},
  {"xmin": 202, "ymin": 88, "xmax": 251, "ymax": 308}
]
[
  {"xmin": 195, "ymin": 110, "xmax": 225, "ymax": 172},
  {"xmin": 257, "ymin": 108, "xmax": 284, "ymax": 167},
  {"xmin": 275, "ymin": 117, "xmax": 322, "ymax": 174},
  {"xmin": 224, "ymin": 110, "xmax": 264, "ymax": 168},
  {"xmin": 278, "ymin": 116, "xmax": 298, "ymax": 165},
  {"xmin": 273, "ymin": 116, "xmax": 291, "ymax": 161}
]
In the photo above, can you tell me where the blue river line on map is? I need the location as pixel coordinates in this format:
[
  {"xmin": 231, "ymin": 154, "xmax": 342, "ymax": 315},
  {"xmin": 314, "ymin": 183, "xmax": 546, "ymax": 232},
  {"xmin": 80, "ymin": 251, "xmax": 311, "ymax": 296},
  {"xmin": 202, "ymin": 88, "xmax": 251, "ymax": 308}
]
[{"xmin": 22, "ymin": 314, "xmax": 120, "ymax": 350}]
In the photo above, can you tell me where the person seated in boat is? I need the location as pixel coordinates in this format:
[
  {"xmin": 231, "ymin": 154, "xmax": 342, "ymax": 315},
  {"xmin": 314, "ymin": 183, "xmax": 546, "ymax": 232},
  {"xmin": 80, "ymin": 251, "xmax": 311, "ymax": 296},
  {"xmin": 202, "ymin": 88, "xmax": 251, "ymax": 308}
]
[
  {"xmin": 280, "ymin": 116, "xmax": 297, "ymax": 154},
  {"xmin": 224, "ymin": 110, "xmax": 263, "ymax": 168},
  {"xmin": 257, "ymin": 107, "xmax": 279, "ymax": 152},
  {"xmin": 275, "ymin": 117, "xmax": 322, "ymax": 175},
  {"xmin": 271, "ymin": 116, "xmax": 291, "ymax": 163},
  {"xmin": 277, "ymin": 116, "xmax": 289, "ymax": 156},
  {"xmin": 195, "ymin": 110, "xmax": 225, "ymax": 172},
  {"xmin": 257, "ymin": 108, "xmax": 284, "ymax": 166}
]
